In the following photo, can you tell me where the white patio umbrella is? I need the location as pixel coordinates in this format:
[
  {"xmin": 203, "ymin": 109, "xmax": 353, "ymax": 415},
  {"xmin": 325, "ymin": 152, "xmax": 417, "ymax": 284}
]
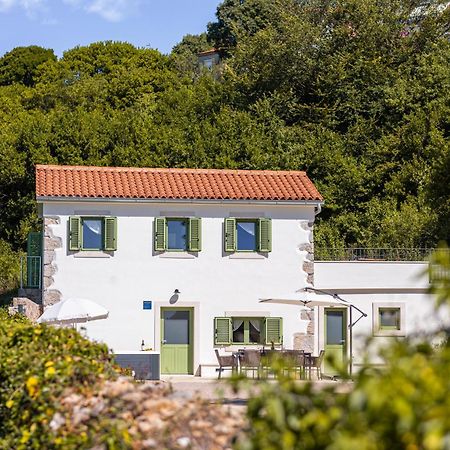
[{"xmin": 37, "ymin": 298, "xmax": 109, "ymax": 326}]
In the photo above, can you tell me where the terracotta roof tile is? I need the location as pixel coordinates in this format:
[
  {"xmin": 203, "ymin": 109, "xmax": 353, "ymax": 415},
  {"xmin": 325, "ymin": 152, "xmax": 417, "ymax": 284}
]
[{"xmin": 35, "ymin": 165, "xmax": 323, "ymax": 202}]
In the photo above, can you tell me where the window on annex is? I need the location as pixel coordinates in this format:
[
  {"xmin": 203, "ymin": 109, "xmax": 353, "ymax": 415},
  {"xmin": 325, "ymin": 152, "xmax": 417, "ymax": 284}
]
[
  {"xmin": 68, "ymin": 216, "xmax": 117, "ymax": 252},
  {"xmin": 379, "ymin": 308, "xmax": 401, "ymax": 330},
  {"xmin": 224, "ymin": 218, "xmax": 272, "ymax": 253},
  {"xmin": 214, "ymin": 317, "xmax": 282, "ymax": 346},
  {"xmin": 372, "ymin": 303, "xmax": 405, "ymax": 337}
]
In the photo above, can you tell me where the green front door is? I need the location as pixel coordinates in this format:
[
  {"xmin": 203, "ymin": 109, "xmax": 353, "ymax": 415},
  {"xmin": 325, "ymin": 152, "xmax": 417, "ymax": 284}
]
[
  {"xmin": 160, "ymin": 308, "xmax": 193, "ymax": 374},
  {"xmin": 324, "ymin": 308, "xmax": 348, "ymax": 377}
]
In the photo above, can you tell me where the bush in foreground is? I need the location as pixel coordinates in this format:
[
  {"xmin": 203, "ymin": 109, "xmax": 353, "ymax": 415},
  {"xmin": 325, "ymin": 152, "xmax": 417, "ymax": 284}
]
[
  {"xmin": 0, "ymin": 310, "xmax": 118, "ymax": 449},
  {"xmin": 0, "ymin": 310, "xmax": 244, "ymax": 449}
]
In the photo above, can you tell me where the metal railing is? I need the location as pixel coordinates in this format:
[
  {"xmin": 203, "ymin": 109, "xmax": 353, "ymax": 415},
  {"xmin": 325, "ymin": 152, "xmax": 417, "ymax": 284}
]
[
  {"xmin": 20, "ymin": 256, "xmax": 42, "ymax": 289},
  {"xmin": 315, "ymin": 248, "xmax": 434, "ymax": 262}
]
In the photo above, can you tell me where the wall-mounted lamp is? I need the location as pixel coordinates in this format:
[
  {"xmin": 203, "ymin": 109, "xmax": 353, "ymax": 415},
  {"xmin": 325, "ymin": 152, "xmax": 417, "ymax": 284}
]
[{"xmin": 170, "ymin": 289, "xmax": 180, "ymax": 305}]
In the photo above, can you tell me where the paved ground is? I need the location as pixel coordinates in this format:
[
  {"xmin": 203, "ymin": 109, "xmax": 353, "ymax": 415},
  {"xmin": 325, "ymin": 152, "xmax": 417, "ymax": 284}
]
[{"xmin": 156, "ymin": 376, "xmax": 353, "ymax": 404}]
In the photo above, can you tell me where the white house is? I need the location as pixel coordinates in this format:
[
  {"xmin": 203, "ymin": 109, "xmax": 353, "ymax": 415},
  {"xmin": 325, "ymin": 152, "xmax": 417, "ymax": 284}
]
[{"xmin": 35, "ymin": 164, "xmax": 323, "ymax": 377}]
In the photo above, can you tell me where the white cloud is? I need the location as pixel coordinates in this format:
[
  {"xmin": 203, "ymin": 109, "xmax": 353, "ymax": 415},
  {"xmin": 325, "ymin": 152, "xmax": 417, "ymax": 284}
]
[
  {"xmin": 0, "ymin": 0, "xmax": 45, "ymax": 15},
  {"xmin": 0, "ymin": 0, "xmax": 140, "ymax": 22},
  {"xmin": 0, "ymin": 0, "xmax": 16, "ymax": 12},
  {"xmin": 86, "ymin": 0, "xmax": 139, "ymax": 22}
]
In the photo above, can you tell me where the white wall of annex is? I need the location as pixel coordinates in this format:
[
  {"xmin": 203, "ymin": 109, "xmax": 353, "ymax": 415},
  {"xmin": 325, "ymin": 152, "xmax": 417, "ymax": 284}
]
[
  {"xmin": 43, "ymin": 200, "xmax": 317, "ymax": 367},
  {"xmin": 315, "ymin": 262, "xmax": 447, "ymax": 369}
]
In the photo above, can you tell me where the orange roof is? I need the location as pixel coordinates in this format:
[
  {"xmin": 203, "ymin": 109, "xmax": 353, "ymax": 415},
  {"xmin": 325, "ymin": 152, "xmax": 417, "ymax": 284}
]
[
  {"xmin": 197, "ymin": 48, "xmax": 219, "ymax": 56},
  {"xmin": 36, "ymin": 165, "xmax": 323, "ymax": 202}
]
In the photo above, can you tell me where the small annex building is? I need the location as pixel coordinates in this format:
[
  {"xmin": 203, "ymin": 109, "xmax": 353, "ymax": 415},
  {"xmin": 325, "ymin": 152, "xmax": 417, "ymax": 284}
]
[{"xmin": 35, "ymin": 164, "xmax": 323, "ymax": 377}]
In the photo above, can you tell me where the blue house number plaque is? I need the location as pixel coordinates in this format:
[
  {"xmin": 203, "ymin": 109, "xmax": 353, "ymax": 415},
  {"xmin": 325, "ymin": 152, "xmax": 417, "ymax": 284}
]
[{"xmin": 143, "ymin": 301, "xmax": 152, "ymax": 310}]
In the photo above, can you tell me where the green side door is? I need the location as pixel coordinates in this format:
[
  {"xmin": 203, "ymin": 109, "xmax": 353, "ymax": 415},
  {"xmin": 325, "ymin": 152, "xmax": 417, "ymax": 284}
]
[
  {"xmin": 324, "ymin": 308, "xmax": 348, "ymax": 377},
  {"xmin": 160, "ymin": 308, "xmax": 193, "ymax": 374}
]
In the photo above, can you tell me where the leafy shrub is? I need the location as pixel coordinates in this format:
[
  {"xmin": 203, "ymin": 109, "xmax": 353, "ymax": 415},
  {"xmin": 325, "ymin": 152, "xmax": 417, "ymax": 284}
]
[
  {"xmin": 236, "ymin": 249, "xmax": 450, "ymax": 450},
  {"xmin": 0, "ymin": 309, "xmax": 118, "ymax": 449},
  {"xmin": 0, "ymin": 239, "xmax": 21, "ymax": 297}
]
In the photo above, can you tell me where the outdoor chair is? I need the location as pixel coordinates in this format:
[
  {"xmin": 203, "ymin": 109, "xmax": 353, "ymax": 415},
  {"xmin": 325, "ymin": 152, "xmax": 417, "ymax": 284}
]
[
  {"xmin": 309, "ymin": 350, "xmax": 325, "ymax": 380},
  {"xmin": 260, "ymin": 349, "xmax": 278, "ymax": 378},
  {"xmin": 281, "ymin": 350, "xmax": 305, "ymax": 379},
  {"xmin": 239, "ymin": 349, "xmax": 262, "ymax": 378},
  {"xmin": 215, "ymin": 349, "xmax": 238, "ymax": 379}
]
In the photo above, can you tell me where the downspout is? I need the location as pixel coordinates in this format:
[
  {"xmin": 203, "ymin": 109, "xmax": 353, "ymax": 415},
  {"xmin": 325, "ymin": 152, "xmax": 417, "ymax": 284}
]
[{"xmin": 314, "ymin": 203, "xmax": 322, "ymax": 216}]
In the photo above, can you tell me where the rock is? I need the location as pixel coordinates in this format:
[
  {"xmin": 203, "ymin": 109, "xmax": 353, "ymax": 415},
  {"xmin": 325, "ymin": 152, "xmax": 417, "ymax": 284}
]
[
  {"xmin": 142, "ymin": 438, "xmax": 157, "ymax": 448},
  {"xmin": 176, "ymin": 437, "xmax": 191, "ymax": 448},
  {"xmin": 49, "ymin": 412, "xmax": 65, "ymax": 431}
]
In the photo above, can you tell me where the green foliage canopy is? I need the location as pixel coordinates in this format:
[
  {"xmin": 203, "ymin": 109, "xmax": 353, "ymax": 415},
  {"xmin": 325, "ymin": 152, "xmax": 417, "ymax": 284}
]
[{"xmin": 0, "ymin": 46, "xmax": 56, "ymax": 87}]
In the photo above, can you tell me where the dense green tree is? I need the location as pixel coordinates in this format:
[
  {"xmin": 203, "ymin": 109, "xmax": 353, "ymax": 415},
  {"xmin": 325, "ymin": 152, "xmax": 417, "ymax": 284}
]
[
  {"xmin": 0, "ymin": 46, "xmax": 56, "ymax": 87},
  {"xmin": 215, "ymin": 0, "xmax": 450, "ymax": 246}
]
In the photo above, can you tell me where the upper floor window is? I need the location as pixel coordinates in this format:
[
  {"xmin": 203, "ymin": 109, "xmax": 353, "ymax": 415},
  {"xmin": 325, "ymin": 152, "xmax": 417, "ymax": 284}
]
[
  {"xmin": 224, "ymin": 218, "xmax": 271, "ymax": 253},
  {"xmin": 154, "ymin": 217, "xmax": 201, "ymax": 252},
  {"xmin": 167, "ymin": 218, "xmax": 188, "ymax": 251},
  {"xmin": 82, "ymin": 218, "xmax": 103, "ymax": 250},
  {"xmin": 69, "ymin": 216, "xmax": 117, "ymax": 251},
  {"xmin": 236, "ymin": 220, "xmax": 257, "ymax": 251}
]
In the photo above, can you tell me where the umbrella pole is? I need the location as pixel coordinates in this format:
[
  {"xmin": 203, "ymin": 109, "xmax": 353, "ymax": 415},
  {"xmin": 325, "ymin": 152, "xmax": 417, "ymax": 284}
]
[{"xmin": 349, "ymin": 306, "xmax": 353, "ymax": 378}]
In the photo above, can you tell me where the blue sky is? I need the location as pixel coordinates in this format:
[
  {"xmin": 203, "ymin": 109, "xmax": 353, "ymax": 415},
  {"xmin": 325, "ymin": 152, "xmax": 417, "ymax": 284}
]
[{"xmin": 0, "ymin": 0, "xmax": 220, "ymax": 57}]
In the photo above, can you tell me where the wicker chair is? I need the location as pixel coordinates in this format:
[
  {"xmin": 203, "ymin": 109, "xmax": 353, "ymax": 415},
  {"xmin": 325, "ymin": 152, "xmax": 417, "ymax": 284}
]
[
  {"xmin": 239, "ymin": 349, "xmax": 262, "ymax": 378},
  {"xmin": 260, "ymin": 349, "xmax": 278, "ymax": 378},
  {"xmin": 309, "ymin": 350, "xmax": 325, "ymax": 380},
  {"xmin": 214, "ymin": 349, "xmax": 238, "ymax": 379},
  {"xmin": 281, "ymin": 350, "xmax": 305, "ymax": 379}
]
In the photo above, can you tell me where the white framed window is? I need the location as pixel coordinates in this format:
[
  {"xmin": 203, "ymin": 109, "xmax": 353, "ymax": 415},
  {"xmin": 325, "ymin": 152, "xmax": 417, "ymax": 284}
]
[
  {"xmin": 224, "ymin": 218, "xmax": 271, "ymax": 253},
  {"xmin": 372, "ymin": 303, "xmax": 405, "ymax": 336},
  {"xmin": 154, "ymin": 217, "xmax": 201, "ymax": 252},
  {"xmin": 68, "ymin": 216, "xmax": 117, "ymax": 252},
  {"xmin": 214, "ymin": 316, "xmax": 282, "ymax": 346}
]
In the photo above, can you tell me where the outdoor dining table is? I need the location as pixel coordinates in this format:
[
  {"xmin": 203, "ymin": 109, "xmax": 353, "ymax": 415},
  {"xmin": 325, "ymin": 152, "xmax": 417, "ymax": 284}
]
[{"xmin": 233, "ymin": 349, "xmax": 313, "ymax": 379}]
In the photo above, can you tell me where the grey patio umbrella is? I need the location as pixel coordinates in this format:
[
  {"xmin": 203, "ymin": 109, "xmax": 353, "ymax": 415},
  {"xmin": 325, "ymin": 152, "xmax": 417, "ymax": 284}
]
[
  {"xmin": 259, "ymin": 291, "xmax": 345, "ymax": 308},
  {"xmin": 261, "ymin": 288, "xmax": 367, "ymax": 377}
]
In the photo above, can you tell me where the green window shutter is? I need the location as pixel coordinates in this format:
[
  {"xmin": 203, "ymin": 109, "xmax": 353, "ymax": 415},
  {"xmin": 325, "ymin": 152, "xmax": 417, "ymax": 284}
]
[
  {"xmin": 103, "ymin": 217, "xmax": 117, "ymax": 251},
  {"xmin": 188, "ymin": 217, "xmax": 202, "ymax": 251},
  {"xmin": 69, "ymin": 216, "xmax": 81, "ymax": 251},
  {"xmin": 263, "ymin": 317, "xmax": 282, "ymax": 345},
  {"xmin": 154, "ymin": 217, "xmax": 166, "ymax": 251},
  {"xmin": 27, "ymin": 232, "xmax": 42, "ymax": 257},
  {"xmin": 258, "ymin": 218, "xmax": 272, "ymax": 252},
  {"xmin": 214, "ymin": 317, "xmax": 232, "ymax": 345},
  {"xmin": 224, "ymin": 218, "xmax": 236, "ymax": 252}
]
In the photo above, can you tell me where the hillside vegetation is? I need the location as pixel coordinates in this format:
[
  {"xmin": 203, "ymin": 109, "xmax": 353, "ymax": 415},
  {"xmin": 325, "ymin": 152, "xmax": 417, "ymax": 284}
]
[{"xmin": 0, "ymin": 0, "xmax": 449, "ymax": 291}]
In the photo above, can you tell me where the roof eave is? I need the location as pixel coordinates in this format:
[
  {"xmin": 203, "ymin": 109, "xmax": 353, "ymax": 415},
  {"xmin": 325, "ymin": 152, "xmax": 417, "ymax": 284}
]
[{"xmin": 36, "ymin": 196, "xmax": 324, "ymax": 206}]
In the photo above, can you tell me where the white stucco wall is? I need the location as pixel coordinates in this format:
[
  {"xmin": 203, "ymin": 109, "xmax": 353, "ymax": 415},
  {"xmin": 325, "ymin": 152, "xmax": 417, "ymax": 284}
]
[
  {"xmin": 42, "ymin": 200, "xmax": 317, "ymax": 375},
  {"xmin": 315, "ymin": 262, "xmax": 448, "ymax": 371}
]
